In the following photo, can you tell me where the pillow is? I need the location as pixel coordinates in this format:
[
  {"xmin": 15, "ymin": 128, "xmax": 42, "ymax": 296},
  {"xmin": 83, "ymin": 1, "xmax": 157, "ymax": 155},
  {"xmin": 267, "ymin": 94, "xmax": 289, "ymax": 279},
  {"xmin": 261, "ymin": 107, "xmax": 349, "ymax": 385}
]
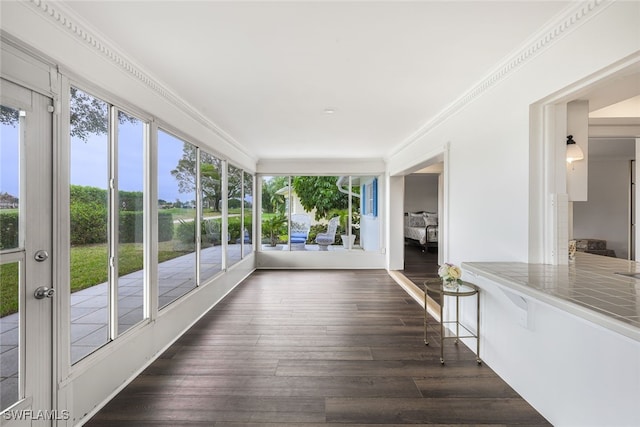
[
  {"xmin": 425, "ymin": 216, "xmax": 438, "ymax": 226},
  {"xmin": 409, "ymin": 212, "xmax": 425, "ymax": 227}
]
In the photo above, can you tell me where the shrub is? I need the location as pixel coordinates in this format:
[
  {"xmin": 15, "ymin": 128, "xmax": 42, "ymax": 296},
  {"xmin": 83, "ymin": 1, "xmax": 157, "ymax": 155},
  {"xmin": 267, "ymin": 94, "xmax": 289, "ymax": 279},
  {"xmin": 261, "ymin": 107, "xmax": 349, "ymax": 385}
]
[
  {"xmin": 176, "ymin": 220, "xmax": 196, "ymax": 244},
  {"xmin": 70, "ymin": 185, "xmax": 107, "ymax": 206},
  {"xmin": 228, "ymin": 217, "xmax": 242, "ymax": 241},
  {"xmin": 70, "ymin": 202, "xmax": 107, "ymax": 245},
  {"xmin": 69, "ymin": 185, "xmax": 172, "ymax": 243},
  {"xmin": 0, "ymin": 210, "xmax": 18, "ymax": 249},
  {"xmin": 119, "ymin": 190, "xmax": 144, "ymax": 212},
  {"xmin": 158, "ymin": 212, "xmax": 174, "ymax": 242},
  {"xmin": 202, "ymin": 218, "xmax": 222, "ymax": 245},
  {"xmin": 119, "ymin": 211, "xmax": 143, "ymax": 243}
]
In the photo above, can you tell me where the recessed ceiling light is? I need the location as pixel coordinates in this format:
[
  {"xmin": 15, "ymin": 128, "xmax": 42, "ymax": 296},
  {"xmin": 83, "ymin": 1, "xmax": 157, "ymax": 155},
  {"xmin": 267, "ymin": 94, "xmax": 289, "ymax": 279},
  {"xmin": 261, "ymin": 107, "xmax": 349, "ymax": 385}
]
[{"xmin": 323, "ymin": 108, "xmax": 336, "ymax": 114}]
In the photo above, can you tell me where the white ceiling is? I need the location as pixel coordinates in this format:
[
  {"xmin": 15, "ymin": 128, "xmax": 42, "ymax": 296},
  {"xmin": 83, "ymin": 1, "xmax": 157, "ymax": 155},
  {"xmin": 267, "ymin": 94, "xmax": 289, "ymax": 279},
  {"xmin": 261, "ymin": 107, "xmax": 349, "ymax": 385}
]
[{"xmin": 60, "ymin": 1, "xmax": 573, "ymax": 160}]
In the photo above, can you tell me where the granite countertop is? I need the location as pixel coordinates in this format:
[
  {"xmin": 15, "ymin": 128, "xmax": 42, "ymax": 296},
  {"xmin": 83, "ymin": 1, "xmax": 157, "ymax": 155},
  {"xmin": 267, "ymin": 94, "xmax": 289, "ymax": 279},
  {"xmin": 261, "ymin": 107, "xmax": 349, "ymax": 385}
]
[{"xmin": 462, "ymin": 252, "xmax": 640, "ymax": 342}]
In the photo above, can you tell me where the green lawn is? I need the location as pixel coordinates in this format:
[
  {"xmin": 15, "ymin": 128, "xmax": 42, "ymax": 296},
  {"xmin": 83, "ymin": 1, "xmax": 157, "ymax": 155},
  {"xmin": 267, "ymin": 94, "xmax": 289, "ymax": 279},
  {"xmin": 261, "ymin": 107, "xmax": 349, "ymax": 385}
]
[
  {"xmin": 0, "ymin": 262, "xmax": 19, "ymax": 317},
  {"xmin": 0, "ymin": 241, "xmax": 192, "ymax": 318}
]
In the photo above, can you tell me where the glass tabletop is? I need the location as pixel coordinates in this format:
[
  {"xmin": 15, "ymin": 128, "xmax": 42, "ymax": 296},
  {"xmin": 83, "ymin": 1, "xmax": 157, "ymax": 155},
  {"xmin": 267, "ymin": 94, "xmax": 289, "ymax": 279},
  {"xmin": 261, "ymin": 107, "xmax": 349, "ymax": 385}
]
[{"xmin": 423, "ymin": 279, "xmax": 479, "ymax": 296}]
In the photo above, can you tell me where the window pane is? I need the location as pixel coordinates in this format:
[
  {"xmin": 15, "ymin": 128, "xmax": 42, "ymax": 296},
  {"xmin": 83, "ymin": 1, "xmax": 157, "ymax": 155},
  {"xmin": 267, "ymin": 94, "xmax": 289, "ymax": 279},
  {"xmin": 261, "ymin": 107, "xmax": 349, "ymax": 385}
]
[
  {"xmin": 227, "ymin": 165, "xmax": 242, "ymax": 267},
  {"xmin": 243, "ymin": 172, "xmax": 253, "ymax": 257},
  {"xmin": 0, "ymin": 106, "xmax": 20, "ymax": 251},
  {"xmin": 351, "ymin": 177, "xmax": 361, "ymax": 249},
  {"xmin": 200, "ymin": 151, "xmax": 222, "ymax": 282},
  {"xmin": 158, "ymin": 131, "xmax": 196, "ymax": 308},
  {"xmin": 117, "ymin": 111, "xmax": 145, "ymax": 334},
  {"xmin": 69, "ymin": 87, "xmax": 109, "ymax": 364},
  {"xmin": 0, "ymin": 261, "xmax": 20, "ymax": 411},
  {"xmin": 0, "ymin": 106, "xmax": 20, "ymax": 409},
  {"xmin": 359, "ymin": 176, "xmax": 380, "ymax": 251},
  {"xmin": 260, "ymin": 176, "xmax": 288, "ymax": 250},
  {"xmin": 291, "ymin": 176, "xmax": 346, "ymax": 251}
]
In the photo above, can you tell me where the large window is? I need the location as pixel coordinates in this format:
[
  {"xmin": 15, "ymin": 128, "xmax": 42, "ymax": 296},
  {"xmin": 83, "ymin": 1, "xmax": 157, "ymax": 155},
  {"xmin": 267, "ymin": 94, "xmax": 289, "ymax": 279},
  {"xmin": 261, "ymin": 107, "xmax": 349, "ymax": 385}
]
[
  {"xmin": 243, "ymin": 172, "xmax": 254, "ymax": 257},
  {"xmin": 66, "ymin": 87, "xmax": 255, "ymax": 363},
  {"xmin": 200, "ymin": 151, "xmax": 223, "ymax": 282},
  {"xmin": 227, "ymin": 164, "xmax": 243, "ymax": 268},
  {"xmin": 69, "ymin": 89, "xmax": 150, "ymax": 363},
  {"xmin": 69, "ymin": 88, "xmax": 110, "ymax": 363},
  {"xmin": 157, "ymin": 130, "xmax": 197, "ymax": 308},
  {"xmin": 116, "ymin": 111, "xmax": 146, "ymax": 334},
  {"xmin": 259, "ymin": 175, "xmax": 378, "ymax": 251}
]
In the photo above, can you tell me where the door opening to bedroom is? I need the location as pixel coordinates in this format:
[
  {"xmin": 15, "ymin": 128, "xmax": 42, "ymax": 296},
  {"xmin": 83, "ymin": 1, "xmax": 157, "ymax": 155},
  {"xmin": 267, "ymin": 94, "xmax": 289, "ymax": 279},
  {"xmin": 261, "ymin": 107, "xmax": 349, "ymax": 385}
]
[{"xmin": 402, "ymin": 164, "xmax": 443, "ymax": 289}]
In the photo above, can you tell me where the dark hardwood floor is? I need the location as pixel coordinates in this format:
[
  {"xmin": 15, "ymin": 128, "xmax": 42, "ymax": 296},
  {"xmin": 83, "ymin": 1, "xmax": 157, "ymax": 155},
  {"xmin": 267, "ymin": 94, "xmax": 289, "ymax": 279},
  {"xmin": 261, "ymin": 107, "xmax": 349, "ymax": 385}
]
[
  {"xmin": 403, "ymin": 243, "xmax": 441, "ymax": 304},
  {"xmin": 403, "ymin": 242, "xmax": 439, "ymax": 284},
  {"xmin": 86, "ymin": 269, "xmax": 550, "ymax": 426}
]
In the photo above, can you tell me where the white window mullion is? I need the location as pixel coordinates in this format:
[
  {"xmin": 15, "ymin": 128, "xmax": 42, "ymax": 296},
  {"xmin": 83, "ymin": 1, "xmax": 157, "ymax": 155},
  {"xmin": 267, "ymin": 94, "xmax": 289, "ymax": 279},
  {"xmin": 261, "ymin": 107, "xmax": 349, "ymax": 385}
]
[
  {"xmin": 108, "ymin": 106, "xmax": 118, "ymax": 340},
  {"xmin": 221, "ymin": 160, "xmax": 228, "ymax": 270},
  {"xmin": 240, "ymin": 172, "xmax": 244, "ymax": 257},
  {"xmin": 195, "ymin": 148, "xmax": 201, "ymax": 285},
  {"xmin": 144, "ymin": 120, "xmax": 155, "ymax": 320}
]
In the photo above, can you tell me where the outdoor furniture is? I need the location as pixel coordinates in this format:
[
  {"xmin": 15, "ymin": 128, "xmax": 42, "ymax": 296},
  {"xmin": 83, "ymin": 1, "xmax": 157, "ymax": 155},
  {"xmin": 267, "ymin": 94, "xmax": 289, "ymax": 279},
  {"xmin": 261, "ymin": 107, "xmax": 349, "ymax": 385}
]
[
  {"xmin": 290, "ymin": 214, "xmax": 311, "ymax": 248},
  {"xmin": 315, "ymin": 216, "xmax": 339, "ymax": 251}
]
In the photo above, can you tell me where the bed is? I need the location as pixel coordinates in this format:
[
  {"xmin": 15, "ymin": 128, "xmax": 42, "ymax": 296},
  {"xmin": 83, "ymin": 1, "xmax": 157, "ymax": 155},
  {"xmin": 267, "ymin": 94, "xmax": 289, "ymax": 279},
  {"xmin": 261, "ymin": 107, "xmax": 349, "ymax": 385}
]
[{"xmin": 404, "ymin": 212, "xmax": 438, "ymax": 251}]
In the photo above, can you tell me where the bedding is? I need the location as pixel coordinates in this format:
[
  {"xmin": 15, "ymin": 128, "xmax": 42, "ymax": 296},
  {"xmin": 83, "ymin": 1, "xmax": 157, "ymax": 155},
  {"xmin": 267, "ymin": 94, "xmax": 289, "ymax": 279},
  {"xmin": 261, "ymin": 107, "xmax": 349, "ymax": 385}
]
[{"xmin": 404, "ymin": 212, "xmax": 438, "ymax": 250}]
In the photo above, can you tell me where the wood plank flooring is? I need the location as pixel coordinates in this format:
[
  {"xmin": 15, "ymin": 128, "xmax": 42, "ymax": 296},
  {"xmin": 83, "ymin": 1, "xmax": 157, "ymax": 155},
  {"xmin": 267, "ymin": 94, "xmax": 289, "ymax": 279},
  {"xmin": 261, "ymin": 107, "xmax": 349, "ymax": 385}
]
[{"xmin": 85, "ymin": 269, "xmax": 550, "ymax": 426}]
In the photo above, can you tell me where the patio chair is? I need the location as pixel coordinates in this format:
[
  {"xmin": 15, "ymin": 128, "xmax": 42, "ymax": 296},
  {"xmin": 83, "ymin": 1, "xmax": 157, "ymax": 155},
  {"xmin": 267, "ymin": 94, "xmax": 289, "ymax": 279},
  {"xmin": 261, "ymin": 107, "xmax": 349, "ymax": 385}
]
[
  {"xmin": 290, "ymin": 213, "xmax": 311, "ymax": 249},
  {"xmin": 315, "ymin": 216, "xmax": 339, "ymax": 251}
]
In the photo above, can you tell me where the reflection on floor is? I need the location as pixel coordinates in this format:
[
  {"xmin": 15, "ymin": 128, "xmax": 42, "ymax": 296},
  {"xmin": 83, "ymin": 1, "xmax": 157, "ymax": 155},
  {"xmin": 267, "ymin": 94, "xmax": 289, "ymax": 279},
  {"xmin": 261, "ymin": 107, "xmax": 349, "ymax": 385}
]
[{"xmin": 403, "ymin": 242, "xmax": 439, "ymax": 286}]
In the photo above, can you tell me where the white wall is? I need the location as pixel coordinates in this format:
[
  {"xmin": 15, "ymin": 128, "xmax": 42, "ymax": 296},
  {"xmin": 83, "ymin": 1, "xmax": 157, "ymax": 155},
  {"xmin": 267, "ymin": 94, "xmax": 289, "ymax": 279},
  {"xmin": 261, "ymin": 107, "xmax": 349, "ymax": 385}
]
[
  {"xmin": 404, "ymin": 174, "xmax": 438, "ymax": 213},
  {"xmin": 573, "ymin": 140, "xmax": 634, "ymax": 259}
]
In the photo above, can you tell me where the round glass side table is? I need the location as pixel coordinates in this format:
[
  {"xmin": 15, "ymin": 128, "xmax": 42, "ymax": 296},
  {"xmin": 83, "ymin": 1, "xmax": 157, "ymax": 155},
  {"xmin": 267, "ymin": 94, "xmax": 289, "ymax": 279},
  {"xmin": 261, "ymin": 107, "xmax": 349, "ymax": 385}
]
[{"xmin": 423, "ymin": 278, "xmax": 481, "ymax": 364}]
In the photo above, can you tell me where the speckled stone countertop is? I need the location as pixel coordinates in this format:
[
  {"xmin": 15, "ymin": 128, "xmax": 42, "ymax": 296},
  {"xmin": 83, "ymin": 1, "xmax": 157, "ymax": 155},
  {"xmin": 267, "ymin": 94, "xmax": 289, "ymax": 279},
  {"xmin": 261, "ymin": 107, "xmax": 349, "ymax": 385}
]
[{"xmin": 463, "ymin": 252, "xmax": 640, "ymax": 342}]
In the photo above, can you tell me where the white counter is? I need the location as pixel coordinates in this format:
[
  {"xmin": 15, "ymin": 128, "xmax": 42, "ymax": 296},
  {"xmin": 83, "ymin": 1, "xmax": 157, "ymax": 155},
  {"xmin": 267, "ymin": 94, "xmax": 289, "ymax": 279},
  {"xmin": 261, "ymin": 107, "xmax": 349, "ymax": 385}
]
[
  {"xmin": 463, "ymin": 252, "xmax": 640, "ymax": 342},
  {"xmin": 458, "ymin": 252, "xmax": 640, "ymax": 426}
]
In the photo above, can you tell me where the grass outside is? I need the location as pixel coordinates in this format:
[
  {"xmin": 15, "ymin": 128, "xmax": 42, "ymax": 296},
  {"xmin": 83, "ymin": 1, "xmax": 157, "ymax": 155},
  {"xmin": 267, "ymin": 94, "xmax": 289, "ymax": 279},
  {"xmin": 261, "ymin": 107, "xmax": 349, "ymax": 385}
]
[
  {"xmin": 0, "ymin": 262, "xmax": 19, "ymax": 317},
  {"xmin": 0, "ymin": 240, "xmax": 191, "ymax": 318}
]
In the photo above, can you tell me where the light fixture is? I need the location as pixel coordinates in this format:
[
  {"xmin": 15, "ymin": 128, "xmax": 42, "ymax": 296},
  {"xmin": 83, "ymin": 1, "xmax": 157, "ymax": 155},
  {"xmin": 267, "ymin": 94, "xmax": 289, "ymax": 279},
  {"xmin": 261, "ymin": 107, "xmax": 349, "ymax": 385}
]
[{"xmin": 566, "ymin": 135, "xmax": 584, "ymax": 163}]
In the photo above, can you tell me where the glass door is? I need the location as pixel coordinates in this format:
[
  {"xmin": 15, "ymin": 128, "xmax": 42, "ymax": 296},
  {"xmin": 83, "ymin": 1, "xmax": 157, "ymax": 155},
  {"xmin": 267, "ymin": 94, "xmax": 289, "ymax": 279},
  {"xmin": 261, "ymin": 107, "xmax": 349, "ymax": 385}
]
[{"xmin": 1, "ymin": 79, "xmax": 55, "ymax": 425}]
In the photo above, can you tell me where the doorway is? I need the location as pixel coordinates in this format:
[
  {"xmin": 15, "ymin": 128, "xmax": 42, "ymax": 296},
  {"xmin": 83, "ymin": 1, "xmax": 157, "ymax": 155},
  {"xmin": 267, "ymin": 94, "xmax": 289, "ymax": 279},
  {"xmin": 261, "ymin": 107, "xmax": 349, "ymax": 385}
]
[{"xmin": 1, "ymin": 78, "xmax": 56, "ymax": 424}]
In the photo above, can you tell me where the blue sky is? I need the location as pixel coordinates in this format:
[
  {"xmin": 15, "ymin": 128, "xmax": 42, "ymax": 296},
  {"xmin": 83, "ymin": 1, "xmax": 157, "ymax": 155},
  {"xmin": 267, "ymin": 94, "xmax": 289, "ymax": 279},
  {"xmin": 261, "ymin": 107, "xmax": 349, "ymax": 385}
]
[{"xmin": 0, "ymin": 121, "xmax": 19, "ymax": 197}]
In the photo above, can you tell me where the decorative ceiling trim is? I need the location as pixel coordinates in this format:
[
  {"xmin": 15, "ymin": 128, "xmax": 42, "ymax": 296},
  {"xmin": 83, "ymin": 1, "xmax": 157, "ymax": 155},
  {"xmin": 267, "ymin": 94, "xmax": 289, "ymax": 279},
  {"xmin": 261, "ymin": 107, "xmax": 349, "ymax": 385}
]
[
  {"xmin": 25, "ymin": 0, "xmax": 256, "ymax": 161},
  {"xmin": 389, "ymin": 0, "xmax": 611, "ymax": 159}
]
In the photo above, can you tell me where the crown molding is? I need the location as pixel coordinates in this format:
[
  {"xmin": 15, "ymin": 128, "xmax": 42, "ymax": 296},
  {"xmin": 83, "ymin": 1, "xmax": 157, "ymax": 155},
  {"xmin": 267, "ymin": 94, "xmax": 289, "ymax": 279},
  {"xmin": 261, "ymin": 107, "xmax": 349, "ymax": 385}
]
[
  {"xmin": 388, "ymin": 0, "xmax": 612, "ymax": 159},
  {"xmin": 24, "ymin": 0, "xmax": 257, "ymax": 162}
]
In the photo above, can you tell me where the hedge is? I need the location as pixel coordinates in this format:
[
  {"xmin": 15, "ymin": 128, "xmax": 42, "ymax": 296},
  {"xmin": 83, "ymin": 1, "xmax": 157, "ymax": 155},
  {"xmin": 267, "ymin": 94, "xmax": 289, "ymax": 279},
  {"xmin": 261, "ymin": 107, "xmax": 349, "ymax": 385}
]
[
  {"xmin": 120, "ymin": 211, "xmax": 174, "ymax": 243},
  {"xmin": 176, "ymin": 216, "xmax": 252, "ymax": 245},
  {"xmin": 0, "ymin": 210, "xmax": 18, "ymax": 249},
  {"xmin": 69, "ymin": 185, "xmax": 173, "ymax": 244}
]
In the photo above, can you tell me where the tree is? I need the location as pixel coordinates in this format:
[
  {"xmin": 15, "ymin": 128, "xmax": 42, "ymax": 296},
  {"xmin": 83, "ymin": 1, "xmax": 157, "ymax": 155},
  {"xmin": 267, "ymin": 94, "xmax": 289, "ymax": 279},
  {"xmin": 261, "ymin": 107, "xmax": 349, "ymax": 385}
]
[
  {"xmin": 1, "ymin": 88, "xmax": 136, "ymax": 140},
  {"xmin": 0, "ymin": 106, "xmax": 18, "ymax": 127},
  {"xmin": 169, "ymin": 148, "xmax": 244, "ymax": 213},
  {"xmin": 291, "ymin": 176, "xmax": 348, "ymax": 220},
  {"xmin": 261, "ymin": 176, "xmax": 288, "ymax": 214}
]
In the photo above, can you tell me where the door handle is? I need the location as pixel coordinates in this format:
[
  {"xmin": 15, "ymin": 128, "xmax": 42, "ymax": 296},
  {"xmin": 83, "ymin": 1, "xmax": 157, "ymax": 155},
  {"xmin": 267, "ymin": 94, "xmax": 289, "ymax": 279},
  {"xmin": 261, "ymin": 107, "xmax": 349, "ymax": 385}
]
[{"xmin": 34, "ymin": 286, "xmax": 55, "ymax": 299}]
